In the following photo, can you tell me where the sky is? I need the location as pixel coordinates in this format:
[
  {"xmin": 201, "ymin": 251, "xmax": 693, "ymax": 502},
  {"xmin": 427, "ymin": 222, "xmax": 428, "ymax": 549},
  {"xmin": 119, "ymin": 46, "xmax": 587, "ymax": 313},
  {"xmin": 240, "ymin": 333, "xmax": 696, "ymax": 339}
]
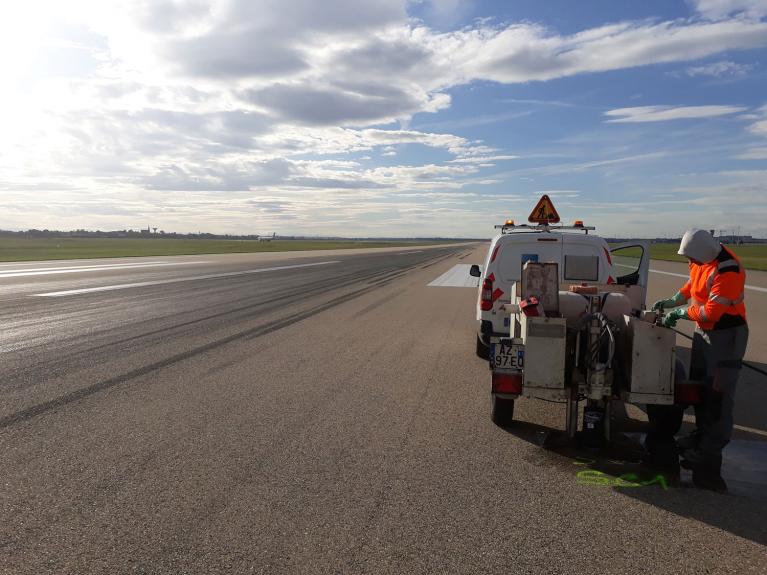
[{"xmin": 1, "ymin": 0, "xmax": 767, "ymax": 238}]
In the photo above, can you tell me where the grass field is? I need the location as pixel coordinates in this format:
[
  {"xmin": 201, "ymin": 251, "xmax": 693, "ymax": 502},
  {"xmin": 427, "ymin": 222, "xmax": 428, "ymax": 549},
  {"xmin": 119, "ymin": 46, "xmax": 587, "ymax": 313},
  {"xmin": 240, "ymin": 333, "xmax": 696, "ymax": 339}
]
[
  {"xmin": 649, "ymin": 243, "xmax": 767, "ymax": 271},
  {"xmin": 611, "ymin": 243, "xmax": 767, "ymax": 271},
  {"xmin": 0, "ymin": 238, "xmax": 449, "ymax": 262}
]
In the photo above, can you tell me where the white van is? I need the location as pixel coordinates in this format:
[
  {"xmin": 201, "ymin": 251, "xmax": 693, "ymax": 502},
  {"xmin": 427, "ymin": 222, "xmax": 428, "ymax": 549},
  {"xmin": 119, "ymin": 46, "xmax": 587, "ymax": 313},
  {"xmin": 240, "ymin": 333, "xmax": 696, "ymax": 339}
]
[{"xmin": 471, "ymin": 221, "xmax": 650, "ymax": 359}]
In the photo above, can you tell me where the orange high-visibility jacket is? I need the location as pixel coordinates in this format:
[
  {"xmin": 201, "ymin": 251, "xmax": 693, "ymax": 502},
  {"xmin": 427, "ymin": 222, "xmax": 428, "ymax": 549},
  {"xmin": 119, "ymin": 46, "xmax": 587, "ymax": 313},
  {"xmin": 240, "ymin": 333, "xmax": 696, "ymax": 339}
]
[{"xmin": 681, "ymin": 246, "xmax": 747, "ymax": 331}]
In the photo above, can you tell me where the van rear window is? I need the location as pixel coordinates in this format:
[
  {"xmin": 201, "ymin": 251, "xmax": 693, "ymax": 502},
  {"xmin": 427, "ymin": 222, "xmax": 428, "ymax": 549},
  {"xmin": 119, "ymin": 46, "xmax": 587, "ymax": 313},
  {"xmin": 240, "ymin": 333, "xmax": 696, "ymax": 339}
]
[{"xmin": 564, "ymin": 255, "xmax": 599, "ymax": 281}]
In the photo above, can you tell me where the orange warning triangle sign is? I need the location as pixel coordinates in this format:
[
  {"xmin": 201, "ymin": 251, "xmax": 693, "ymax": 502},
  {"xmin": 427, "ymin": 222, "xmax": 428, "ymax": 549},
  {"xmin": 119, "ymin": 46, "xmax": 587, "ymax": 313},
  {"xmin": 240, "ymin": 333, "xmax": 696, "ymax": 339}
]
[{"xmin": 528, "ymin": 194, "xmax": 560, "ymax": 223}]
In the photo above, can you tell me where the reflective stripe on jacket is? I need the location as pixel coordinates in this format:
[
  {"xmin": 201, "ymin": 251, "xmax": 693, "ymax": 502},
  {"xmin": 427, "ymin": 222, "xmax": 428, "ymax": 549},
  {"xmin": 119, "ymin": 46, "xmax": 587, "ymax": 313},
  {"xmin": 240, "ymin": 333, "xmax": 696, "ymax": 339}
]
[{"xmin": 680, "ymin": 246, "xmax": 747, "ymax": 330}]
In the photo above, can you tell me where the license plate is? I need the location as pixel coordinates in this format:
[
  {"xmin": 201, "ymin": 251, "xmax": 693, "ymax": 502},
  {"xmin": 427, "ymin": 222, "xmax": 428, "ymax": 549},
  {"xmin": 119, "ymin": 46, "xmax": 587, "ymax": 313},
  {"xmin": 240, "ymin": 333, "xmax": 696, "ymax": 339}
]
[{"xmin": 491, "ymin": 340, "xmax": 524, "ymax": 370}]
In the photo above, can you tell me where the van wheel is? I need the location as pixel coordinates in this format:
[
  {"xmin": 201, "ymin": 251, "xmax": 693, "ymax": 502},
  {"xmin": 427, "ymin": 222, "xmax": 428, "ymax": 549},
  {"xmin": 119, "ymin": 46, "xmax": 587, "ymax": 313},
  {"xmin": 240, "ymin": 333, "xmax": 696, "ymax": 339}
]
[
  {"xmin": 476, "ymin": 335, "xmax": 490, "ymax": 360},
  {"xmin": 491, "ymin": 395, "xmax": 514, "ymax": 427}
]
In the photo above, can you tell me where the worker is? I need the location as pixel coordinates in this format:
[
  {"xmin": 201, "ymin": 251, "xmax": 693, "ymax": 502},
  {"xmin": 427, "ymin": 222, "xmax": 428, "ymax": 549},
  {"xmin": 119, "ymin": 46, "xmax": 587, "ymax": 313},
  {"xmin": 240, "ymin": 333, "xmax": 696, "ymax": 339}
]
[{"xmin": 652, "ymin": 229, "xmax": 748, "ymax": 493}]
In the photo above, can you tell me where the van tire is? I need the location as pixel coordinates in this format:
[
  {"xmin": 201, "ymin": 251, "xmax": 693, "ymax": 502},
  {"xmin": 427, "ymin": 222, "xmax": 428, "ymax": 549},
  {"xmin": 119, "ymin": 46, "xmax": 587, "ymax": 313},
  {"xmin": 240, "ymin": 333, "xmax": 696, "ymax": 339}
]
[
  {"xmin": 491, "ymin": 395, "xmax": 514, "ymax": 427},
  {"xmin": 476, "ymin": 335, "xmax": 490, "ymax": 360}
]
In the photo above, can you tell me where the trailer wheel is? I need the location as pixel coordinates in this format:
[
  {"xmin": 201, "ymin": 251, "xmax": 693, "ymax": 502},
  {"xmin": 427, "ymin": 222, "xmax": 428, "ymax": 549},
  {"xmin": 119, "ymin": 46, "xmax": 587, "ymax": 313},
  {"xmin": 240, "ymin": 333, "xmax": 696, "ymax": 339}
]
[
  {"xmin": 491, "ymin": 394, "xmax": 514, "ymax": 427},
  {"xmin": 476, "ymin": 334, "xmax": 490, "ymax": 360},
  {"xmin": 646, "ymin": 358, "xmax": 687, "ymax": 436},
  {"xmin": 645, "ymin": 404, "xmax": 683, "ymax": 477}
]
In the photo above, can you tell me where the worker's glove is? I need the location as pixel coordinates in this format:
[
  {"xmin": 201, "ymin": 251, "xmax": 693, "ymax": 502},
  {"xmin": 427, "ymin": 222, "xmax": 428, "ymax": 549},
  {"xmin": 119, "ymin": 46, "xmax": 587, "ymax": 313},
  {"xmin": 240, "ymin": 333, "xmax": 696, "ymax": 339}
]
[
  {"xmin": 663, "ymin": 307, "xmax": 689, "ymax": 328},
  {"xmin": 652, "ymin": 292, "xmax": 686, "ymax": 311}
]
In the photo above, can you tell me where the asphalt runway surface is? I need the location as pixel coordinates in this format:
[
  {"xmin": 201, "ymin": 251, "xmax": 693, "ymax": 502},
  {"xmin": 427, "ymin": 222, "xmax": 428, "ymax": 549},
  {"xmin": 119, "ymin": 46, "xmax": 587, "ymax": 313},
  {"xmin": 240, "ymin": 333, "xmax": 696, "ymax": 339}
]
[{"xmin": 1, "ymin": 244, "xmax": 765, "ymax": 574}]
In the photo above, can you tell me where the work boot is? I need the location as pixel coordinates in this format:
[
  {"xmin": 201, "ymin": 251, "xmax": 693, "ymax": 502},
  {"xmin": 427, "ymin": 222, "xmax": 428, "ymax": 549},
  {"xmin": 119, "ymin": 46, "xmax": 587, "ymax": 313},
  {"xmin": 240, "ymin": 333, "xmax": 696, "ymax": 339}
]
[
  {"xmin": 691, "ymin": 470, "xmax": 727, "ymax": 493},
  {"xmin": 680, "ymin": 449, "xmax": 727, "ymax": 494}
]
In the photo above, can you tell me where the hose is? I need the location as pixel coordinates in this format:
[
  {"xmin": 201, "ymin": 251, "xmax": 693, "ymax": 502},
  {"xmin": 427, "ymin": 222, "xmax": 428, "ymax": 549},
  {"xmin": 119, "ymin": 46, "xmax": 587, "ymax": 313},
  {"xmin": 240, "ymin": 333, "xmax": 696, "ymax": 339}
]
[
  {"xmin": 670, "ymin": 328, "xmax": 767, "ymax": 378},
  {"xmin": 577, "ymin": 313, "xmax": 615, "ymax": 370}
]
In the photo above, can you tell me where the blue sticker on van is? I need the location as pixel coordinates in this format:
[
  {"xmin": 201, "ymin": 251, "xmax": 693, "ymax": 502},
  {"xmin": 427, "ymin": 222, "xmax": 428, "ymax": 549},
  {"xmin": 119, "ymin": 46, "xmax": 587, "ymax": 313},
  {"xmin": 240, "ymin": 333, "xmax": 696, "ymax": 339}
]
[
  {"xmin": 504, "ymin": 317, "xmax": 510, "ymax": 327},
  {"xmin": 522, "ymin": 254, "xmax": 539, "ymax": 264}
]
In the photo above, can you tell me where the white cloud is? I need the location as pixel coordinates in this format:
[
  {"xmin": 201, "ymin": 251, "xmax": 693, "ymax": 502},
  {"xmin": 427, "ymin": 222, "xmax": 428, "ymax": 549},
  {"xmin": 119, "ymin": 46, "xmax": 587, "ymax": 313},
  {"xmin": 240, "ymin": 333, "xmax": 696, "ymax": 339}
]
[
  {"xmin": 450, "ymin": 155, "xmax": 520, "ymax": 163},
  {"xmin": 534, "ymin": 190, "xmax": 581, "ymax": 196},
  {"xmin": 748, "ymin": 120, "xmax": 767, "ymax": 135},
  {"xmin": 3, "ymin": 0, "xmax": 767, "ymax": 235},
  {"xmin": 690, "ymin": 0, "xmax": 767, "ymax": 20},
  {"xmin": 604, "ymin": 105, "xmax": 748, "ymax": 123},
  {"xmin": 24, "ymin": 2, "xmax": 767, "ymax": 125},
  {"xmin": 448, "ymin": 18, "xmax": 767, "ymax": 84},
  {"xmin": 681, "ymin": 60, "xmax": 753, "ymax": 77},
  {"xmin": 734, "ymin": 147, "xmax": 767, "ymax": 158},
  {"xmin": 359, "ymin": 129, "xmax": 468, "ymax": 151},
  {"xmin": 743, "ymin": 103, "xmax": 767, "ymax": 136}
]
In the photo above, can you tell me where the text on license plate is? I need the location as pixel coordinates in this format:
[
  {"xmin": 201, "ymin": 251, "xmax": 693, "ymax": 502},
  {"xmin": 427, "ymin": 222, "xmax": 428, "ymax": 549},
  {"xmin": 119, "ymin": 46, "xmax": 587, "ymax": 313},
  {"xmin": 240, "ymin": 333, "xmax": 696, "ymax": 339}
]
[{"xmin": 492, "ymin": 341, "xmax": 524, "ymax": 370}]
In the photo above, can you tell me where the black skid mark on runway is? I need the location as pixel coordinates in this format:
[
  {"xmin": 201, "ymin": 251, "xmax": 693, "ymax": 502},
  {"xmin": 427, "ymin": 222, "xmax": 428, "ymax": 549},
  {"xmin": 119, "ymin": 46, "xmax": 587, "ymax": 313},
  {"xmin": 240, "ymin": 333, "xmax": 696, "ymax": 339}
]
[
  {"xmin": 419, "ymin": 252, "xmax": 457, "ymax": 270},
  {"xmin": 350, "ymin": 288, "xmax": 407, "ymax": 319},
  {"xmin": 1, "ymin": 249, "xmax": 457, "ymax": 391},
  {"xmin": 0, "ymin": 252, "xmax": 459, "ymax": 429}
]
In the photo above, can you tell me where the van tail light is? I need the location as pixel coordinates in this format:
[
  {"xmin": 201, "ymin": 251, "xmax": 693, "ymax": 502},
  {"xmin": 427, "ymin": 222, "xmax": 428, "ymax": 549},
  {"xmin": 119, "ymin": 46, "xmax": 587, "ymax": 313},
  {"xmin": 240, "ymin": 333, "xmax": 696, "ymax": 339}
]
[
  {"xmin": 492, "ymin": 373, "xmax": 523, "ymax": 394},
  {"xmin": 481, "ymin": 278, "xmax": 494, "ymax": 311}
]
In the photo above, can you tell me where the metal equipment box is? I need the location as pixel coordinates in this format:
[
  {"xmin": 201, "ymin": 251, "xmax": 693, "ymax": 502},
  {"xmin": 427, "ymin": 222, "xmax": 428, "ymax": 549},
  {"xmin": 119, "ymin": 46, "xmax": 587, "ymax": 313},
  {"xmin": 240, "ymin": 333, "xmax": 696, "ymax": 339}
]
[
  {"xmin": 620, "ymin": 315, "xmax": 675, "ymax": 405},
  {"xmin": 520, "ymin": 261, "xmax": 559, "ymax": 314},
  {"xmin": 520, "ymin": 315, "xmax": 567, "ymax": 399}
]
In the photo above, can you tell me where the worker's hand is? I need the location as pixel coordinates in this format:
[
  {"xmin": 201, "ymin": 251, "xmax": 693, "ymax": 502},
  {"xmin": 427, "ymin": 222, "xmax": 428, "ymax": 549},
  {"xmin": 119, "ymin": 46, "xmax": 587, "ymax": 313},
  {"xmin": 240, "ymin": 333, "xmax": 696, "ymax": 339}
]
[
  {"xmin": 652, "ymin": 292, "xmax": 686, "ymax": 311},
  {"xmin": 652, "ymin": 298, "xmax": 677, "ymax": 311},
  {"xmin": 663, "ymin": 308, "xmax": 689, "ymax": 328}
]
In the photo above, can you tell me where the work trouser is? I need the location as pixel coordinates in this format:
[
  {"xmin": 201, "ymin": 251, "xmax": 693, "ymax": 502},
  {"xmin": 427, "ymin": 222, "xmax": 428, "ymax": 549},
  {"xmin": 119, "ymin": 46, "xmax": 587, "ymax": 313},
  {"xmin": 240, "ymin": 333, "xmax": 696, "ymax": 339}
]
[{"xmin": 688, "ymin": 324, "xmax": 749, "ymax": 461}]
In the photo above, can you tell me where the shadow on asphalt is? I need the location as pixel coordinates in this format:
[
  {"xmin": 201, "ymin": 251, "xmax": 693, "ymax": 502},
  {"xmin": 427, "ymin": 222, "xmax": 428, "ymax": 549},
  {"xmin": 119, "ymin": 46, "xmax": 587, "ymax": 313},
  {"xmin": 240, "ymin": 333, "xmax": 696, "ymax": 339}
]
[{"xmin": 500, "ymin": 414, "xmax": 767, "ymax": 546}]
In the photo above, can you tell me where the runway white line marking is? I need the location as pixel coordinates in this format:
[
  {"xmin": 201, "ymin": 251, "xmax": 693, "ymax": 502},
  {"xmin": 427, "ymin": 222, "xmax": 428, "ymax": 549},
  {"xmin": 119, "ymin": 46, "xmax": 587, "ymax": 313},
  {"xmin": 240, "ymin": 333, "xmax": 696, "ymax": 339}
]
[
  {"xmin": 734, "ymin": 424, "xmax": 767, "ymax": 438},
  {"xmin": 0, "ymin": 260, "xmax": 179, "ymax": 272},
  {"xmin": 682, "ymin": 412, "xmax": 767, "ymax": 437},
  {"xmin": 614, "ymin": 263, "xmax": 767, "ymax": 293},
  {"xmin": 0, "ymin": 261, "xmax": 208, "ymax": 278},
  {"xmin": 32, "ymin": 261, "xmax": 341, "ymax": 297},
  {"xmin": 649, "ymin": 268, "xmax": 767, "ymax": 293},
  {"xmin": 428, "ymin": 264, "xmax": 479, "ymax": 288},
  {"xmin": 396, "ymin": 250, "xmax": 423, "ymax": 255},
  {"xmin": 0, "ymin": 257, "xmax": 170, "ymax": 268}
]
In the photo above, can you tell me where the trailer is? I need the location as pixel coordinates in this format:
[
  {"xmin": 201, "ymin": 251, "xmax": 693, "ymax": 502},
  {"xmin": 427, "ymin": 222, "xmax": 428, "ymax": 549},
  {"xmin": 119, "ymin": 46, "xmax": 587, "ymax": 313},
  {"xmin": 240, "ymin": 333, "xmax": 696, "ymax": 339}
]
[{"xmin": 471, "ymin": 196, "xmax": 700, "ymax": 450}]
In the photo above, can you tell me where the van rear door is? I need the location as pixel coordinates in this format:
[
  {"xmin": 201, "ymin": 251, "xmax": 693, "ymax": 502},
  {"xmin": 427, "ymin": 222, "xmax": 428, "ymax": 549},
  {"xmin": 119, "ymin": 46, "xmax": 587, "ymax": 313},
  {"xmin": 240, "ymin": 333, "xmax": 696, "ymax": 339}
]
[
  {"xmin": 609, "ymin": 241, "xmax": 650, "ymax": 310},
  {"xmin": 484, "ymin": 234, "xmax": 562, "ymax": 334},
  {"xmin": 495, "ymin": 235, "xmax": 563, "ymax": 285}
]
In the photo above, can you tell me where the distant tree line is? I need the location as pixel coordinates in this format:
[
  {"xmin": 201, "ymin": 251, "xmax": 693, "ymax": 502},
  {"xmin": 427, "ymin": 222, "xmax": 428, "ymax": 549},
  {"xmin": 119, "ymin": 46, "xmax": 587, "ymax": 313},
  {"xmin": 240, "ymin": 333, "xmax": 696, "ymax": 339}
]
[
  {"xmin": 0, "ymin": 228, "xmax": 263, "ymax": 240},
  {"xmin": 0, "ymin": 229, "xmax": 475, "ymax": 242},
  {"xmin": 606, "ymin": 236, "xmax": 764, "ymax": 244}
]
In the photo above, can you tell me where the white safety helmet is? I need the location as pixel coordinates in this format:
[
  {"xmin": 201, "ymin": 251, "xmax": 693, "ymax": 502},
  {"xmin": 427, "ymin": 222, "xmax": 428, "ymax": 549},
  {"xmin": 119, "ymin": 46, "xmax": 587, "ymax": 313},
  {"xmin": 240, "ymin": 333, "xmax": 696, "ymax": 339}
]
[{"xmin": 678, "ymin": 229, "xmax": 720, "ymax": 263}]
